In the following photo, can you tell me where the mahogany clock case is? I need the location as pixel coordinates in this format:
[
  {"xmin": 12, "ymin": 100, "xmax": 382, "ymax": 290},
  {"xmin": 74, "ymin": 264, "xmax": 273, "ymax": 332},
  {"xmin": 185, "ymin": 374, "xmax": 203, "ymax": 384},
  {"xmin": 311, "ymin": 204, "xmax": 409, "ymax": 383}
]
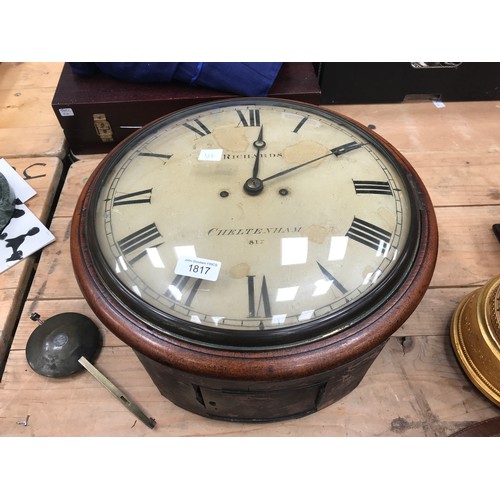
[{"xmin": 70, "ymin": 99, "xmax": 439, "ymax": 422}]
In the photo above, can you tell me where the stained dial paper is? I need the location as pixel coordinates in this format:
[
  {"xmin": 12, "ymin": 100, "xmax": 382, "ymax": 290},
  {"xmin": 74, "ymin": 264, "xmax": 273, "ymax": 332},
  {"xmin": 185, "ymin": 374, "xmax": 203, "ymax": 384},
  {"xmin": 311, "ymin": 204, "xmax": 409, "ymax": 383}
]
[{"xmin": 92, "ymin": 100, "xmax": 414, "ymax": 346}]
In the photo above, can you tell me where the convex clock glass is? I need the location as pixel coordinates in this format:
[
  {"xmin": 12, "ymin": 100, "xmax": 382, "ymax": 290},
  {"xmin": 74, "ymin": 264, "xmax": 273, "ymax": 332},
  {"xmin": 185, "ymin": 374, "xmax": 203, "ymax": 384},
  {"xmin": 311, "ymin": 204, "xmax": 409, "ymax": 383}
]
[{"xmin": 75, "ymin": 98, "xmax": 427, "ymax": 350}]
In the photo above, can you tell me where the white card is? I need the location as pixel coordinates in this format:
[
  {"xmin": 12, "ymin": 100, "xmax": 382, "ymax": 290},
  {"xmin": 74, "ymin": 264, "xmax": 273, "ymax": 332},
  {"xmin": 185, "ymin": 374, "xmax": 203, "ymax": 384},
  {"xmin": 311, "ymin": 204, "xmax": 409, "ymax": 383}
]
[
  {"xmin": 174, "ymin": 256, "xmax": 221, "ymax": 282},
  {"xmin": 0, "ymin": 158, "xmax": 55, "ymax": 273},
  {"xmin": 0, "ymin": 202, "xmax": 55, "ymax": 273},
  {"xmin": 0, "ymin": 158, "xmax": 36, "ymax": 202}
]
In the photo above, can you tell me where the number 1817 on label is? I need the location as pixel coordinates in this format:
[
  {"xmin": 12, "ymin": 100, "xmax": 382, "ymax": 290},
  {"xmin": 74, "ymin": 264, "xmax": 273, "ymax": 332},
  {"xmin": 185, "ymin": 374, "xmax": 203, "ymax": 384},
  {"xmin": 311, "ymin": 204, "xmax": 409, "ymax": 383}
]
[{"xmin": 175, "ymin": 256, "xmax": 222, "ymax": 282}]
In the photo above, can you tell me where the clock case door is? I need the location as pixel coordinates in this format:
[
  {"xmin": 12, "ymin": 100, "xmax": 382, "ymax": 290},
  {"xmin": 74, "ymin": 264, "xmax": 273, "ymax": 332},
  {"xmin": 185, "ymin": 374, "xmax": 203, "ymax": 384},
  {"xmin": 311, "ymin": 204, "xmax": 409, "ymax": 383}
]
[{"xmin": 134, "ymin": 342, "xmax": 384, "ymax": 422}]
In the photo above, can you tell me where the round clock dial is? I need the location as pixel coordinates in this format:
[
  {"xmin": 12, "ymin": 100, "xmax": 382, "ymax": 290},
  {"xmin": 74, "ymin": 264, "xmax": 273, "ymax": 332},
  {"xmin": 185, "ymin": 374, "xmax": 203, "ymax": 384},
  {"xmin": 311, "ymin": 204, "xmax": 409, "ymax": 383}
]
[{"xmin": 77, "ymin": 98, "xmax": 426, "ymax": 349}]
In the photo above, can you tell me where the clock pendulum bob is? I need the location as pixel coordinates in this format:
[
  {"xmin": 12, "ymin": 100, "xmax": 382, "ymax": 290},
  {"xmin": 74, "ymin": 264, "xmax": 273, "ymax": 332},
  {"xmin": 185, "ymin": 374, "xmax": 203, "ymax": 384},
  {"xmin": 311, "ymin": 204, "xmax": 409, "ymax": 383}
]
[
  {"xmin": 25, "ymin": 312, "xmax": 156, "ymax": 428},
  {"xmin": 71, "ymin": 98, "xmax": 438, "ymax": 422},
  {"xmin": 26, "ymin": 312, "xmax": 101, "ymax": 378}
]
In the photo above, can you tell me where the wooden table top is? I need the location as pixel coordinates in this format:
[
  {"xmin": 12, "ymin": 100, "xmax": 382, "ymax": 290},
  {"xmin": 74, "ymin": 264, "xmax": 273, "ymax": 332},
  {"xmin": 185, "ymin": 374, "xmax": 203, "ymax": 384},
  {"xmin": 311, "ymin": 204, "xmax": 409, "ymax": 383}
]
[
  {"xmin": 1, "ymin": 77, "xmax": 500, "ymax": 436},
  {"xmin": 0, "ymin": 62, "xmax": 67, "ymax": 160},
  {"xmin": 0, "ymin": 62, "xmax": 66, "ymax": 376}
]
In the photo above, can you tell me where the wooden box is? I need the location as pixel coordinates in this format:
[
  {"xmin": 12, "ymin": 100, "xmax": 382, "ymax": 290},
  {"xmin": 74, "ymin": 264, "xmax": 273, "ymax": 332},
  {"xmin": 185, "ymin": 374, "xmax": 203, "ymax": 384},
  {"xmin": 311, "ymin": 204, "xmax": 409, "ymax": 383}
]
[
  {"xmin": 51, "ymin": 63, "xmax": 321, "ymax": 155},
  {"xmin": 317, "ymin": 62, "xmax": 500, "ymax": 104}
]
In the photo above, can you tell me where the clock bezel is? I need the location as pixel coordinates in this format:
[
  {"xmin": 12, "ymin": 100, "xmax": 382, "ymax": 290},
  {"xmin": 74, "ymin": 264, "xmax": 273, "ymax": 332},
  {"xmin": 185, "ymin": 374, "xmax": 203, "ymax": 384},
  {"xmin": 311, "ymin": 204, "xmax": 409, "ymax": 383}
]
[{"xmin": 71, "ymin": 98, "xmax": 438, "ymax": 378}]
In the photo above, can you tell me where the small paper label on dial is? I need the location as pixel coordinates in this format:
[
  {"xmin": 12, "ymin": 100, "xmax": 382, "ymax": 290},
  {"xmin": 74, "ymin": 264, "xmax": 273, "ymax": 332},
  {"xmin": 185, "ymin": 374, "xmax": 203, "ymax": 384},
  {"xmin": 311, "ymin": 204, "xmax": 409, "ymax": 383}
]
[
  {"xmin": 198, "ymin": 149, "xmax": 223, "ymax": 161},
  {"xmin": 175, "ymin": 256, "xmax": 222, "ymax": 282}
]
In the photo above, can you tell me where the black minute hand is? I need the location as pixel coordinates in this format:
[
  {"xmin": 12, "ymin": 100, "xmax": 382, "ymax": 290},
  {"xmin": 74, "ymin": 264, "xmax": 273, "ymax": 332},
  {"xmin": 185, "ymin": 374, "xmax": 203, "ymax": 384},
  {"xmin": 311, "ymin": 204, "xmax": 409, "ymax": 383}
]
[
  {"xmin": 331, "ymin": 141, "xmax": 365, "ymax": 156},
  {"xmin": 261, "ymin": 141, "xmax": 365, "ymax": 183}
]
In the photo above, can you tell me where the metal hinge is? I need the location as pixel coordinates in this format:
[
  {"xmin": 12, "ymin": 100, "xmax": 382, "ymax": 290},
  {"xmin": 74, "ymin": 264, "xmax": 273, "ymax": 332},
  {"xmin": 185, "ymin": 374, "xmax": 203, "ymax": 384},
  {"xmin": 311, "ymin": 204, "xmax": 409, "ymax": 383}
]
[
  {"xmin": 411, "ymin": 62, "xmax": 462, "ymax": 69},
  {"xmin": 93, "ymin": 113, "xmax": 114, "ymax": 142}
]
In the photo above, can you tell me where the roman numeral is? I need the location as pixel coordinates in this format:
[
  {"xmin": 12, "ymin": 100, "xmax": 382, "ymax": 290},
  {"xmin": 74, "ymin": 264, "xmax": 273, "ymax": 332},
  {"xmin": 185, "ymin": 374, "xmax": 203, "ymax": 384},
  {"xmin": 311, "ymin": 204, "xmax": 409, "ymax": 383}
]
[
  {"xmin": 316, "ymin": 261, "xmax": 348, "ymax": 294},
  {"xmin": 353, "ymin": 180, "xmax": 392, "ymax": 195},
  {"xmin": 292, "ymin": 116, "xmax": 308, "ymax": 133},
  {"xmin": 247, "ymin": 275, "xmax": 272, "ymax": 318},
  {"xmin": 183, "ymin": 119, "xmax": 211, "ymax": 137},
  {"xmin": 166, "ymin": 275, "xmax": 202, "ymax": 307},
  {"xmin": 113, "ymin": 188, "xmax": 152, "ymax": 207},
  {"xmin": 236, "ymin": 109, "xmax": 261, "ymax": 127},
  {"xmin": 117, "ymin": 223, "xmax": 163, "ymax": 264},
  {"xmin": 346, "ymin": 217, "xmax": 392, "ymax": 252}
]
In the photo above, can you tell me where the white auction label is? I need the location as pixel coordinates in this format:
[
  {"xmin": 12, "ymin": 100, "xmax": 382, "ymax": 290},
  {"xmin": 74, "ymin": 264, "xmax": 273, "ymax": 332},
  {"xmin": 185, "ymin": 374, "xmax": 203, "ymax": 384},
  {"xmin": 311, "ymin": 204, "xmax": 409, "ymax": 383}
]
[
  {"xmin": 174, "ymin": 256, "xmax": 222, "ymax": 282},
  {"xmin": 58, "ymin": 107, "xmax": 75, "ymax": 117},
  {"xmin": 198, "ymin": 149, "xmax": 223, "ymax": 161}
]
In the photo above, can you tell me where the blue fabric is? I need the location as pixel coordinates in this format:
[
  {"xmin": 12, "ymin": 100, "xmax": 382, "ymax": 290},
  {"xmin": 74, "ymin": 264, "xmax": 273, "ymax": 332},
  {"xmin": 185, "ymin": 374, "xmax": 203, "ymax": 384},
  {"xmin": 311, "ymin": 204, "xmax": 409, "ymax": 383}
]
[{"xmin": 68, "ymin": 62, "xmax": 283, "ymax": 97}]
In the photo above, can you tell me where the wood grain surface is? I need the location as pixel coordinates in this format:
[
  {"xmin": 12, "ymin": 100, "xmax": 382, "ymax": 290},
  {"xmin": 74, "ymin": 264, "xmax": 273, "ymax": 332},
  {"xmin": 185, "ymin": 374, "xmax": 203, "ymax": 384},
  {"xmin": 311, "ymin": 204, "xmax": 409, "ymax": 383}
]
[
  {"xmin": 0, "ymin": 157, "xmax": 63, "ymax": 370},
  {"xmin": 0, "ymin": 62, "xmax": 66, "ymax": 159}
]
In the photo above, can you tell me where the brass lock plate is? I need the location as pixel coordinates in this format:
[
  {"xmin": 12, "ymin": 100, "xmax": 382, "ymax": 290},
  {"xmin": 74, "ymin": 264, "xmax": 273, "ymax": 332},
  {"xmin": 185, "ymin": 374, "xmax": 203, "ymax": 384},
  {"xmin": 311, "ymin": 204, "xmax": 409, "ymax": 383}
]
[{"xmin": 93, "ymin": 113, "xmax": 114, "ymax": 143}]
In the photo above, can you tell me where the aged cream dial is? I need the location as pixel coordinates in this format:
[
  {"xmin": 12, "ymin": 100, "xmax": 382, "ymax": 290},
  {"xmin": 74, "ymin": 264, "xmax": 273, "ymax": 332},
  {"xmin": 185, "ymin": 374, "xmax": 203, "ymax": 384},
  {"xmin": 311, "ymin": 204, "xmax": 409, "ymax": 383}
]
[{"xmin": 83, "ymin": 98, "xmax": 417, "ymax": 349}]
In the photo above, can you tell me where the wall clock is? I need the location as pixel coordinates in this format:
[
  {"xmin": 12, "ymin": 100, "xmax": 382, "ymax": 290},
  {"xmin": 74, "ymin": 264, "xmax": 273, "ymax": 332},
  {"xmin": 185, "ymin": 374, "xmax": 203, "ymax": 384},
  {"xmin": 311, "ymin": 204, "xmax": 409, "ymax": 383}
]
[{"xmin": 71, "ymin": 97, "xmax": 438, "ymax": 422}]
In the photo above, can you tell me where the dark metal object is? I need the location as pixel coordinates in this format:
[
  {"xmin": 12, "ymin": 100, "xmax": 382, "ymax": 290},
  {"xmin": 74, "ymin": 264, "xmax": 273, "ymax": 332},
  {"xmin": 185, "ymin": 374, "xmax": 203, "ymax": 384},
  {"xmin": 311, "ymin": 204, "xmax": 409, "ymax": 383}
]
[
  {"xmin": 0, "ymin": 171, "xmax": 15, "ymax": 233},
  {"xmin": 26, "ymin": 312, "xmax": 156, "ymax": 428},
  {"xmin": 26, "ymin": 312, "xmax": 101, "ymax": 378}
]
